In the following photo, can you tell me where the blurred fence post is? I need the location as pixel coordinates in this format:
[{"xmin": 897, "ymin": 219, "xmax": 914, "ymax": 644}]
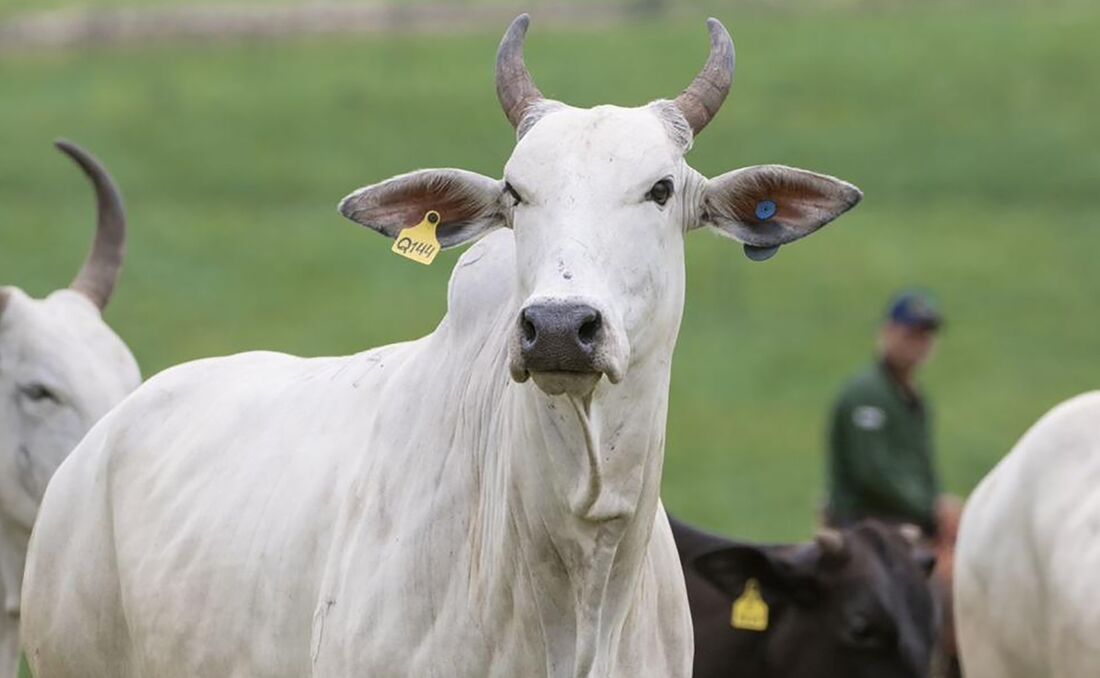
[{"xmin": 627, "ymin": 0, "xmax": 672, "ymax": 20}]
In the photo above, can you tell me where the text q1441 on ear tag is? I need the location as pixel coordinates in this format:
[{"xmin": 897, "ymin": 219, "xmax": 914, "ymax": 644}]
[
  {"xmin": 392, "ymin": 210, "xmax": 442, "ymax": 265},
  {"xmin": 731, "ymin": 578, "xmax": 769, "ymax": 631}
]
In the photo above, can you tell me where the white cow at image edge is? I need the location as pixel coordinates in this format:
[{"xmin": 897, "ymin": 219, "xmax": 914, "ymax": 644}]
[
  {"xmin": 23, "ymin": 16, "xmax": 861, "ymax": 678},
  {"xmin": 954, "ymin": 391, "xmax": 1100, "ymax": 678},
  {"xmin": 0, "ymin": 141, "xmax": 140, "ymax": 678}
]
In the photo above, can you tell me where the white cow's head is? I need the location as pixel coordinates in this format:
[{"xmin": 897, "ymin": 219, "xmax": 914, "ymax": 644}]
[
  {"xmin": 341, "ymin": 16, "xmax": 862, "ymax": 398},
  {"xmin": 0, "ymin": 141, "xmax": 140, "ymax": 531}
]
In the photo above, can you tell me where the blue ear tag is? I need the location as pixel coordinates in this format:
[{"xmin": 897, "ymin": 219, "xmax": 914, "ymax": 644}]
[
  {"xmin": 744, "ymin": 244, "xmax": 780, "ymax": 262},
  {"xmin": 755, "ymin": 200, "xmax": 777, "ymax": 221},
  {"xmin": 746, "ymin": 200, "xmax": 779, "ymax": 261}
]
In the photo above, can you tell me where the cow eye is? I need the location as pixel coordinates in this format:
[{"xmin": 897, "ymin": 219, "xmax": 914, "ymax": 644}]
[
  {"xmin": 504, "ymin": 182, "xmax": 523, "ymax": 206},
  {"xmin": 19, "ymin": 383, "xmax": 59, "ymax": 404},
  {"xmin": 845, "ymin": 613, "xmax": 890, "ymax": 649},
  {"xmin": 646, "ymin": 178, "xmax": 673, "ymax": 207}
]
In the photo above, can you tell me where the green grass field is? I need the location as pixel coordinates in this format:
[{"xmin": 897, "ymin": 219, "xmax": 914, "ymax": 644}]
[{"xmin": 2, "ymin": 2, "xmax": 1099, "ymax": 548}]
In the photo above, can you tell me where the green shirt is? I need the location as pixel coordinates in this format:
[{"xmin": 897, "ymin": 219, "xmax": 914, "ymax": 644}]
[{"xmin": 826, "ymin": 361, "xmax": 940, "ymax": 534}]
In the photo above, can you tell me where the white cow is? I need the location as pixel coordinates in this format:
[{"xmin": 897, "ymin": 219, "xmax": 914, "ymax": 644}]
[
  {"xmin": 954, "ymin": 392, "xmax": 1100, "ymax": 678},
  {"xmin": 23, "ymin": 16, "xmax": 861, "ymax": 678},
  {"xmin": 0, "ymin": 141, "xmax": 140, "ymax": 677}
]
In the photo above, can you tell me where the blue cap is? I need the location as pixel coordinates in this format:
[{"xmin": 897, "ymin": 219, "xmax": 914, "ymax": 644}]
[{"xmin": 886, "ymin": 291, "xmax": 943, "ymax": 330}]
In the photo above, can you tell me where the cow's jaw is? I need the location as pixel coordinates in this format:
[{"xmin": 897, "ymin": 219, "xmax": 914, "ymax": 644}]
[{"xmin": 530, "ymin": 372, "xmax": 600, "ymax": 398}]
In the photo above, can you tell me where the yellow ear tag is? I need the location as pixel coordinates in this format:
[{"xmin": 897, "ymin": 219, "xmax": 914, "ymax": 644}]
[
  {"xmin": 392, "ymin": 210, "xmax": 442, "ymax": 265},
  {"xmin": 731, "ymin": 578, "xmax": 769, "ymax": 631}
]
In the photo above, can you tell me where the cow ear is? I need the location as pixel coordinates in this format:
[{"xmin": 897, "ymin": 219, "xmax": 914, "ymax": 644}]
[
  {"xmin": 912, "ymin": 547, "xmax": 937, "ymax": 577},
  {"xmin": 693, "ymin": 542, "xmax": 823, "ymax": 604},
  {"xmin": 896, "ymin": 524, "xmax": 937, "ymax": 577},
  {"xmin": 699, "ymin": 165, "xmax": 862, "ymax": 262},
  {"xmin": 339, "ymin": 169, "xmax": 507, "ymax": 249}
]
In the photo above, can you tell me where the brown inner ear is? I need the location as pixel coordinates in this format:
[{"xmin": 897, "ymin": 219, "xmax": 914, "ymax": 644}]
[
  {"xmin": 383, "ymin": 202, "xmax": 454, "ymax": 230},
  {"xmin": 371, "ymin": 186, "xmax": 488, "ymax": 232},
  {"xmin": 708, "ymin": 171, "xmax": 815, "ymax": 228}
]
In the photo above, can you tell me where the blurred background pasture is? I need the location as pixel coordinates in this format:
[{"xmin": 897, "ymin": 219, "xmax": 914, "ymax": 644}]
[{"xmin": 2, "ymin": 0, "xmax": 1098, "ymax": 549}]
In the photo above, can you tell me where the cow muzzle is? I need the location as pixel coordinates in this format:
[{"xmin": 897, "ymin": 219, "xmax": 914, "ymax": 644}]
[{"xmin": 509, "ymin": 298, "xmax": 626, "ymax": 396}]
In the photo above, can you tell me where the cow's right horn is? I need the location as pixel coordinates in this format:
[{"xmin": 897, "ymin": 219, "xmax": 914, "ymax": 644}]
[
  {"xmin": 496, "ymin": 14, "xmax": 545, "ymax": 130},
  {"xmin": 673, "ymin": 18, "xmax": 735, "ymax": 137},
  {"xmin": 58, "ymin": 140, "xmax": 127, "ymax": 311},
  {"xmin": 815, "ymin": 528, "xmax": 849, "ymax": 561}
]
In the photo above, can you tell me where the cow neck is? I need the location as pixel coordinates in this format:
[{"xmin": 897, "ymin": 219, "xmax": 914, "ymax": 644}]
[{"xmin": 478, "ymin": 353, "xmax": 673, "ymax": 677}]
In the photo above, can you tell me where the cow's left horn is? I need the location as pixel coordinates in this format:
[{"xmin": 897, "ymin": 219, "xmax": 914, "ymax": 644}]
[
  {"xmin": 897, "ymin": 523, "xmax": 923, "ymax": 546},
  {"xmin": 814, "ymin": 528, "xmax": 848, "ymax": 561},
  {"xmin": 674, "ymin": 18, "xmax": 735, "ymax": 136},
  {"xmin": 496, "ymin": 14, "xmax": 545, "ymax": 130},
  {"xmin": 58, "ymin": 140, "xmax": 127, "ymax": 311}
]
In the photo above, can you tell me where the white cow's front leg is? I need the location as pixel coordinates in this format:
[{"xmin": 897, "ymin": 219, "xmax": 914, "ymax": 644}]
[
  {"xmin": 0, "ymin": 520, "xmax": 27, "ymax": 678},
  {"xmin": 0, "ymin": 611, "xmax": 18, "ymax": 678}
]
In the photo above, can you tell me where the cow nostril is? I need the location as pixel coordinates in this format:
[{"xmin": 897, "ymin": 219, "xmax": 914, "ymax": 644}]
[
  {"xmin": 578, "ymin": 313, "xmax": 601, "ymax": 346},
  {"xmin": 521, "ymin": 313, "xmax": 537, "ymax": 345}
]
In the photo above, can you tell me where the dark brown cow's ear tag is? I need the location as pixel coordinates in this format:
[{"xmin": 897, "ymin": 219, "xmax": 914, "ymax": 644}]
[
  {"xmin": 731, "ymin": 578, "xmax": 769, "ymax": 631},
  {"xmin": 744, "ymin": 244, "xmax": 780, "ymax": 262}
]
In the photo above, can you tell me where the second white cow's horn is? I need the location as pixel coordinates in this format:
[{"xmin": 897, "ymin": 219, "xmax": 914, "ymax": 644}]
[
  {"xmin": 496, "ymin": 14, "xmax": 545, "ymax": 130},
  {"xmin": 58, "ymin": 139, "xmax": 127, "ymax": 311},
  {"xmin": 673, "ymin": 18, "xmax": 736, "ymax": 136}
]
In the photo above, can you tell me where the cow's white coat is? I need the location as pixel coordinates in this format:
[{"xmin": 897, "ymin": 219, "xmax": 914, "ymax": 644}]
[
  {"xmin": 23, "ymin": 57, "xmax": 860, "ymax": 678},
  {"xmin": 955, "ymin": 392, "xmax": 1100, "ymax": 678},
  {"xmin": 0, "ymin": 287, "xmax": 138, "ymax": 676},
  {"xmin": 23, "ymin": 227, "xmax": 694, "ymax": 677},
  {"xmin": 1, "ymin": 141, "xmax": 140, "ymax": 678}
]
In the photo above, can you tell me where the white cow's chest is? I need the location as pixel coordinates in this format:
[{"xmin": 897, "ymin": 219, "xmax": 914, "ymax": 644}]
[{"xmin": 308, "ymin": 519, "xmax": 691, "ymax": 678}]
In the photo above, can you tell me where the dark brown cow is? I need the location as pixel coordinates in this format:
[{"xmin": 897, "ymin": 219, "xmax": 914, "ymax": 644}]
[{"xmin": 671, "ymin": 516, "xmax": 938, "ymax": 678}]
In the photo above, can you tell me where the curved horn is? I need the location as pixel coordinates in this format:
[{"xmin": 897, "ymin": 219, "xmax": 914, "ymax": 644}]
[
  {"xmin": 57, "ymin": 139, "xmax": 126, "ymax": 310},
  {"xmin": 897, "ymin": 523, "xmax": 924, "ymax": 546},
  {"xmin": 814, "ymin": 528, "xmax": 848, "ymax": 561},
  {"xmin": 673, "ymin": 18, "xmax": 735, "ymax": 136},
  {"xmin": 496, "ymin": 14, "xmax": 544, "ymax": 130}
]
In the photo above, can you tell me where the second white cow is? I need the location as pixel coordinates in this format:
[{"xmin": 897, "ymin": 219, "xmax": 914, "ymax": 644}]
[
  {"xmin": 955, "ymin": 391, "xmax": 1100, "ymax": 678},
  {"xmin": 0, "ymin": 141, "xmax": 140, "ymax": 678},
  {"xmin": 23, "ymin": 16, "xmax": 861, "ymax": 678}
]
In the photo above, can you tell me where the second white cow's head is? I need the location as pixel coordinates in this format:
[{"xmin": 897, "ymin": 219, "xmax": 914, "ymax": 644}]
[
  {"xmin": 341, "ymin": 16, "xmax": 861, "ymax": 397},
  {"xmin": 0, "ymin": 141, "xmax": 140, "ymax": 531}
]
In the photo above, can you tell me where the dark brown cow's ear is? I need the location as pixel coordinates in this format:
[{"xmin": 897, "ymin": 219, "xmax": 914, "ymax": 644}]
[
  {"xmin": 698, "ymin": 165, "xmax": 862, "ymax": 262},
  {"xmin": 339, "ymin": 169, "xmax": 507, "ymax": 249},
  {"xmin": 693, "ymin": 542, "xmax": 823, "ymax": 604},
  {"xmin": 912, "ymin": 548, "xmax": 937, "ymax": 577},
  {"xmin": 894, "ymin": 524, "xmax": 937, "ymax": 576},
  {"xmin": 693, "ymin": 545, "xmax": 777, "ymax": 598}
]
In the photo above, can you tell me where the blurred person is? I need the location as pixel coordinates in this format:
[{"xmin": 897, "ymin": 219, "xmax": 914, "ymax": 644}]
[
  {"xmin": 826, "ymin": 290, "xmax": 946, "ymax": 536},
  {"xmin": 824, "ymin": 290, "xmax": 962, "ymax": 678}
]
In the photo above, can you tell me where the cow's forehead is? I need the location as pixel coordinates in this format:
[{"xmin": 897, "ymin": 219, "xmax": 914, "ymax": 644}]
[
  {"xmin": 842, "ymin": 528, "xmax": 927, "ymax": 611},
  {"xmin": 2, "ymin": 291, "xmax": 120, "ymax": 370},
  {"xmin": 507, "ymin": 104, "xmax": 685, "ymax": 182}
]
